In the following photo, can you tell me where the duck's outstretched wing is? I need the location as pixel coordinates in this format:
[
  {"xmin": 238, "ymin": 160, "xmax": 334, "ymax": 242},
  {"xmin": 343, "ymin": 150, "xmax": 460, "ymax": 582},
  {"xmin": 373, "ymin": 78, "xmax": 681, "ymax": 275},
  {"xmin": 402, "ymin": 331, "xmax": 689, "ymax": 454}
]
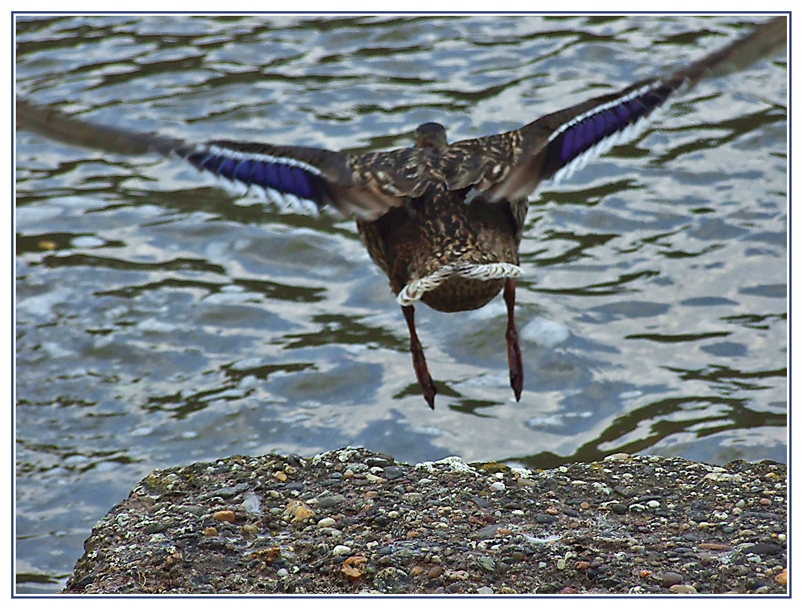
[
  {"xmin": 443, "ymin": 76, "xmax": 679, "ymax": 201},
  {"xmin": 172, "ymin": 140, "xmax": 411, "ymax": 220},
  {"xmin": 16, "ymin": 98, "xmax": 407, "ymax": 221},
  {"xmin": 443, "ymin": 16, "xmax": 787, "ymax": 203},
  {"xmin": 17, "ymin": 17, "xmax": 784, "ymax": 218}
]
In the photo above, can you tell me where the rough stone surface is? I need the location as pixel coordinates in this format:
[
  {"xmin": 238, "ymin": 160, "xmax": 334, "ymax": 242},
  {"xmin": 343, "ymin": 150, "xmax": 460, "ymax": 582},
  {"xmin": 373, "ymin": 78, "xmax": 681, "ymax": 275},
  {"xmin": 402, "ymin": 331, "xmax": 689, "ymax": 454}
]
[{"xmin": 62, "ymin": 448, "xmax": 787, "ymax": 595}]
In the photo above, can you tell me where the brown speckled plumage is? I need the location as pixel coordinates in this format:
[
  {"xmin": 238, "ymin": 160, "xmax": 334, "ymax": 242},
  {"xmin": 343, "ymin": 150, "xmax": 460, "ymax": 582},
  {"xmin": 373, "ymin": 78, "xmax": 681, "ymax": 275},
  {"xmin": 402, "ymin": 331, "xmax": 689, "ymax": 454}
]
[{"xmin": 356, "ymin": 125, "xmax": 528, "ymax": 313}]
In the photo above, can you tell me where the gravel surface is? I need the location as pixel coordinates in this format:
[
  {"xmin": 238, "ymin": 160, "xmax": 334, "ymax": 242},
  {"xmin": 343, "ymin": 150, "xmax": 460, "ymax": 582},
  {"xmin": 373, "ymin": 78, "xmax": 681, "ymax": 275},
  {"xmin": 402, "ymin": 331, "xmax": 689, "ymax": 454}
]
[{"xmin": 62, "ymin": 447, "xmax": 787, "ymax": 595}]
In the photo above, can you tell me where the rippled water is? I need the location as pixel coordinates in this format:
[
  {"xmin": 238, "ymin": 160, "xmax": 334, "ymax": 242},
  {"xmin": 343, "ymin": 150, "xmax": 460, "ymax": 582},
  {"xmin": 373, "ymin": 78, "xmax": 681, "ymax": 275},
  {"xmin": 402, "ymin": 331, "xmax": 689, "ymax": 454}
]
[{"xmin": 14, "ymin": 14, "xmax": 787, "ymax": 593}]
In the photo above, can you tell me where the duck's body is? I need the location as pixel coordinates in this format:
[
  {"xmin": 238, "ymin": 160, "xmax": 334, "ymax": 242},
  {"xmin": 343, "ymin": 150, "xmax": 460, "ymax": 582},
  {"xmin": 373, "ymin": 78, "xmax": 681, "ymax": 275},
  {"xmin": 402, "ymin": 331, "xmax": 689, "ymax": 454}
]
[
  {"xmin": 358, "ymin": 188, "xmax": 525, "ymax": 312},
  {"xmin": 357, "ymin": 123, "xmax": 527, "ymax": 312},
  {"xmin": 15, "ymin": 17, "xmax": 786, "ymax": 408}
]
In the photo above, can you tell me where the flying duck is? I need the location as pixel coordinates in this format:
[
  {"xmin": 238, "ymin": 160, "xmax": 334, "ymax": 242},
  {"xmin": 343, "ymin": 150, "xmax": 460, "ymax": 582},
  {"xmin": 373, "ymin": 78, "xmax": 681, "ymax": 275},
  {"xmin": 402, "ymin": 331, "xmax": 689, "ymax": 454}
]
[{"xmin": 16, "ymin": 17, "xmax": 786, "ymax": 408}]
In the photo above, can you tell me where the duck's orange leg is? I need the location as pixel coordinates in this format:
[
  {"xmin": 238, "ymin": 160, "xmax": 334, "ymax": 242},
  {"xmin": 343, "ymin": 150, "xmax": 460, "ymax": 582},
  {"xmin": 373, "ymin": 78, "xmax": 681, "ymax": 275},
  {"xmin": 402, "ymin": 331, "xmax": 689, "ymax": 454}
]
[
  {"xmin": 402, "ymin": 305, "xmax": 437, "ymax": 409},
  {"xmin": 504, "ymin": 278, "xmax": 523, "ymax": 401}
]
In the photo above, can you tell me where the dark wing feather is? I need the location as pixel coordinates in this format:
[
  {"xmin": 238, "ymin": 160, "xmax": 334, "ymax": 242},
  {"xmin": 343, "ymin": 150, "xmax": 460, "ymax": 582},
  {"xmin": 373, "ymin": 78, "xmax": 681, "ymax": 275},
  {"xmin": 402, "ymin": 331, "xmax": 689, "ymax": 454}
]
[
  {"xmin": 176, "ymin": 141, "xmax": 455, "ymax": 221},
  {"xmin": 498, "ymin": 77, "xmax": 678, "ymax": 199},
  {"xmin": 175, "ymin": 140, "xmax": 352, "ymax": 215},
  {"xmin": 16, "ymin": 98, "xmax": 182, "ymax": 156},
  {"xmin": 442, "ymin": 76, "xmax": 679, "ymax": 204}
]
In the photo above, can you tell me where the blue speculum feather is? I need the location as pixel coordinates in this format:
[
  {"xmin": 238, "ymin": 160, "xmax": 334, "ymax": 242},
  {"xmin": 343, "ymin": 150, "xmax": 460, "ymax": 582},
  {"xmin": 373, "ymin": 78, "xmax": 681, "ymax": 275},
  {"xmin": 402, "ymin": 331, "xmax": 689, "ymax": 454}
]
[
  {"xmin": 187, "ymin": 150, "xmax": 318, "ymax": 202},
  {"xmin": 233, "ymin": 160, "xmax": 254, "ymax": 182},
  {"xmin": 558, "ymin": 89, "xmax": 664, "ymax": 165}
]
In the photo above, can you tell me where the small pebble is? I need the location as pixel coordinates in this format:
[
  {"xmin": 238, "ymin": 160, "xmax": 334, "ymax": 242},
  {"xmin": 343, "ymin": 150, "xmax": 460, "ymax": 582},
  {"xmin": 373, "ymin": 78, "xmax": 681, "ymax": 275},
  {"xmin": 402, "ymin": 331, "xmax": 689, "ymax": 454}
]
[
  {"xmin": 341, "ymin": 555, "xmax": 367, "ymax": 580},
  {"xmin": 316, "ymin": 494, "xmax": 346, "ymax": 509},
  {"xmin": 476, "ymin": 524, "xmax": 501, "ymax": 539},
  {"xmin": 427, "ymin": 565, "xmax": 443, "ymax": 579},
  {"xmin": 669, "ymin": 584, "xmax": 697, "ymax": 594},
  {"xmin": 241, "ymin": 492, "xmax": 261, "ymax": 515},
  {"xmin": 332, "ymin": 545, "xmax": 352, "ymax": 556},
  {"xmin": 447, "ymin": 570, "xmax": 469, "ymax": 581},
  {"xmin": 383, "ymin": 466, "xmax": 405, "ymax": 480},
  {"xmin": 661, "ymin": 572, "xmax": 683, "ymax": 587},
  {"xmin": 743, "ymin": 543, "xmax": 782, "ymax": 555},
  {"xmin": 285, "ymin": 501, "xmax": 315, "ymax": 523},
  {"xmin": 476, "ymin": 586, "xmax": 494, "ymax": 594},
  {"xmin": 317, "ymin": 517, "xmax": 337, "ymax": 527},
  {"xmin": 699, "ymin": 542, "xmax": 729, "ymax": 551},
  {"xmin": 212, "ymin": 510, "xmax": 235, "ymax": 522}
]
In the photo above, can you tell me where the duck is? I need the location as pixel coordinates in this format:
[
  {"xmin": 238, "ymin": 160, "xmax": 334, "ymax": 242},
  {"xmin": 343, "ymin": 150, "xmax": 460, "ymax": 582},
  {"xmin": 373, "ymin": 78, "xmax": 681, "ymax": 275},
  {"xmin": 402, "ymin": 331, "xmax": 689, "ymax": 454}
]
[{"xmin": 15, "ymin": 17, "xmax": 786, "ymax": 409}]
